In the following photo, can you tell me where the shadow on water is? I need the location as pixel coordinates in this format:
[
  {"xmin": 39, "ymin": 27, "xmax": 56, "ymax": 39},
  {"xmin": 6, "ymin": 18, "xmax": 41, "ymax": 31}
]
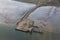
[
  {"xmin": 0, "ymin": 24, "xmax": 60, "ymax": 40},
  {"xmin": 26, "ymin": 32, "xmax": 51, "ymax": 40}
]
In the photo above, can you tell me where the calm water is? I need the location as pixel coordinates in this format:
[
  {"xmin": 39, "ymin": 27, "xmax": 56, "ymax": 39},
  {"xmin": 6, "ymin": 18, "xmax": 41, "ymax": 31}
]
[
  {"xmin": 0, "ymin": 24, "xmax": 60, "ymax": 40},
  {"xmin": 0, "ymin": 0, "xmax": 60, "ymax": 40}
]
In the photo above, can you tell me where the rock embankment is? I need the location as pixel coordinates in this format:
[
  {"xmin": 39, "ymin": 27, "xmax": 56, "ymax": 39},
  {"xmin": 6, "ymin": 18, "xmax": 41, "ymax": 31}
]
[{"xmin": 16, "ymin": 6, "xmax": 60, "ymax": 33}]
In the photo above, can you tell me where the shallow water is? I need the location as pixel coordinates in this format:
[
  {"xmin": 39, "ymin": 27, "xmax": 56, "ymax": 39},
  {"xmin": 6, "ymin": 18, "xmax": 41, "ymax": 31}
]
[{"xmin": 0, "ymin": 24, "xmax": 60, "ymax": 40}]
